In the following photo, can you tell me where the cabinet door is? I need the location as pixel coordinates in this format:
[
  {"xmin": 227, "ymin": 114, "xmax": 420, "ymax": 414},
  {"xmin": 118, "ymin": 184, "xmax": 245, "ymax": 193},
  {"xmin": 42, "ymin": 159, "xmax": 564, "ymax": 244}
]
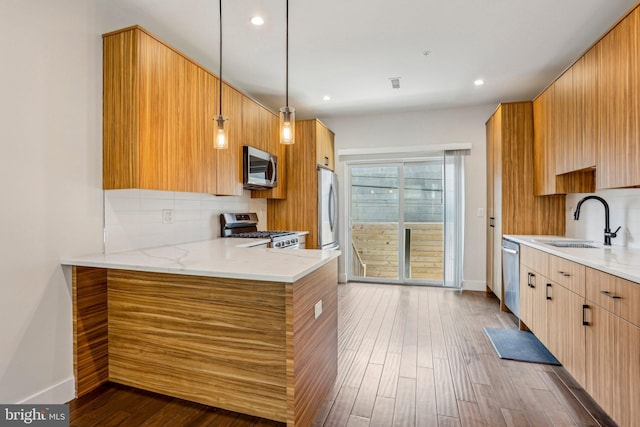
[
  {"xmin": 519, "ymin": 267, "xmax": 534, "ymax": 329},
  {"xmin": 546, "ymin": 282, "xmax": 586, "ymax": 386},
  {"xmin": 215, "ymin": 84, "xmax": 243, "ymax": 196},
  {"xmin": 585, "ymin": 302, "xmax": 615, "ymax": 417},
  {"xmin": 316, "ymin": 122, "xmax": 335, "ymax": 170},
  {"xmin": 533, "ymin": 275, "xmax": 549, "ymax": 346},
  {"xmin": 486, "ymin": 116, "xmax": 495, "ymax": 292},
  {"xmin": 554, "ymin": 68, "xmax": 576, "ymax": 175},
  {"xmin": 598, "ymin": 6, "xmax": 640, "ymax": 189},
  {"xmin": 613, "ymin": 318, "xmax": 640, "ymax": 427},
  {"xmin": 573, "ymin": 45, "xmax": 598, "ymax": 170},
  {"xmin": 533, "ymin": 89, "xmax": 557, "ymax": 196}
]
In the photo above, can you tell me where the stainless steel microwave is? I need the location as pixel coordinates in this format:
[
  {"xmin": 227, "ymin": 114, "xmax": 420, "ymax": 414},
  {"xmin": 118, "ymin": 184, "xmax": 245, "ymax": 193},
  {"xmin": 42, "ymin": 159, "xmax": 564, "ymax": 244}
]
[{"xmin": 243, "ymin": 146, "xmax": 278, "ymax": 190}]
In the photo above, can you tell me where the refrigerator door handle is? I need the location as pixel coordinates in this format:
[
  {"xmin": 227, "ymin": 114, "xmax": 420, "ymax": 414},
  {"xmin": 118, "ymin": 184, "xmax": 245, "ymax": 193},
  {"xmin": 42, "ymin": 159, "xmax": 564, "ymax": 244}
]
[{"xmin": 328, "ymin": 183, "xmax": 335, "ymax": 231}]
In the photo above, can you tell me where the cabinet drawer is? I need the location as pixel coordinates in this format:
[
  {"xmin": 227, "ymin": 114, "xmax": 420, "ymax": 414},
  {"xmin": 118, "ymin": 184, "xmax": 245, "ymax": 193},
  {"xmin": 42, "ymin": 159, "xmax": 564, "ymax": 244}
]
[
  {"xmin": 520, "ymin": 245, "xmax": 549, "ymax": 273},
  {"xmin": 585, "ymin": 268, "xmax": 617, "ymax": 312},
  {"xmin": 615, "ymin": 275, "xmax": 640, "ymax": 328},
  {"xmin": 549, "ymin": 255, "xmax": 585, "ymax": 296}
]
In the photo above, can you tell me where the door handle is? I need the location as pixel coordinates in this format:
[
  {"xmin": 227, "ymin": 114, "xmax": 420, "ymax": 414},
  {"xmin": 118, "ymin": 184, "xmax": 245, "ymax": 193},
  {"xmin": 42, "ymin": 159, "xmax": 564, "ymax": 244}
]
[
  {"xmin": 528, "ymin": 272, "xmax": 535, "ymax": 288},
  {"xmin": 502, "ymin": 248, "xmax": 518, "ymax": 255},
  {"xmin": 546, "ymin": 283, "xmax": 552, "ymax": 300},
  {"xmin": 582, "ymin": 304, "xmax": 589, "ymax": 326}
]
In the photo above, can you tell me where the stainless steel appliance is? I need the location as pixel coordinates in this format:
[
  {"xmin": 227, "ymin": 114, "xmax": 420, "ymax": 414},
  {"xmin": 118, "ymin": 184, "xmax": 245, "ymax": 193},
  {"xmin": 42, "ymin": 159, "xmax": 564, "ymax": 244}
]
[
  {"xmin": 501, "ymin": 238, "xmax": 520, "ymax": 317},
  {"xmin": 318, "ymin": 167, "xmax": 339, "ymax": 250},
  {"xmin": 220, "ymin": 212, "xmax": 299, "ymax": 249},
  {"xmin": 243, "ymin": 146, "xmax": 278, "ymax": 190}
]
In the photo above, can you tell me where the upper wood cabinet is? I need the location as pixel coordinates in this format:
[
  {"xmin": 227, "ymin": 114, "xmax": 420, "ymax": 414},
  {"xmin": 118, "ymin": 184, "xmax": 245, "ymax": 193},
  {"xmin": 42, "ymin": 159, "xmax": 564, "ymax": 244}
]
[
  {"xmin": 597, "ymin": 5, "xmax": 640, "ymax": 189},
  {"xmin": 573, "ymin": 45, "xmax": 598, "ymax": 171},
  {"xmin": 316, "ymin": 125, "xmax": 335, "ymax": 170},
  {"xmin": 215, "ymin": 84, "xmax": 244, "ymax": 196},
  {"xmin": 533, "ymin": 88, "xmax": 556, "ymax": 196},
  {"xmin": 486, "ymin": 102, "xmax": 565, "ymax": 305},
  {"xmin": 267, "ymin": 119, "xmax": 335, "ymax": 249},
  {"xmin": 103, "ymin": 26, "xmax": 217, "ymax": 193},
  {"xmin": 554, "ymin": 67, "xmax": 576, "ymax": 176},
  {"xmin": 244, "ymin": 97, "xmax": 287, "ymax": 199}
]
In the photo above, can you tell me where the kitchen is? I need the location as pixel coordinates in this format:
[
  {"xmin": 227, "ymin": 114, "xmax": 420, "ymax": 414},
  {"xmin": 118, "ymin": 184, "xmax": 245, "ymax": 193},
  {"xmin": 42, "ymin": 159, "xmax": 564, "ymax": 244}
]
[{"xmin": 2, "ymin": 0, "xmax": 640, "ymax": 426}]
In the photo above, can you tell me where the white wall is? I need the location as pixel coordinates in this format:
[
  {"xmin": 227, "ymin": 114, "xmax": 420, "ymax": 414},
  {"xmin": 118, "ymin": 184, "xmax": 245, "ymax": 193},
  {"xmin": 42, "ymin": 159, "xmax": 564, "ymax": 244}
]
[
  {"xmin": 0, "ymin": 0, "xmax": 103, "ymax": 403},
  {"xmin": 566, "ymin": 189, "xmax": 640, "ymax": 248},
  {"xmin": 105, "ymin": 190, "xmax": 266, "ymax": 253},
  {"xmin": 321, "ymin": 104, "xmax": 496, "ymax": 287}
]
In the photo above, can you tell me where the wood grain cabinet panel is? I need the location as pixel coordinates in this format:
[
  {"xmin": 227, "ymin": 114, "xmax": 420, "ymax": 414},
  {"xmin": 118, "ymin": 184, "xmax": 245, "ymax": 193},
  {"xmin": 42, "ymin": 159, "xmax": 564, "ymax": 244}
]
[
  {"xmin": 549, "ymin": 255, "xmax": 585, "ymax": 296},
  {"xmin": 573, "ymin": 45, "xmax": 598, "ymax": 171},
  {"xmin": 597, "ymin": 6, "xmax": 640, "ymax": 189},
  {"xmin": 485, "ymin": 102, "xmax": 565, "ymax": 305},
  {"xmin": 103, "ymin": 26, "xmax": 218, "ymax": 193},
  {"xmin": 546, "ymin": 281, "xmax": 586, "ymax": 387},
  {"xmin": 267, "ymin": 119, "xmax": 335, "ymax": 248},
  {"xmin": 215, "ymin": 84, "xmax": 244, "ymax": 196},
  {"xmin": 584, "ymin": 267, "xmax": 640, "ymax": 426},
  {"xmin": 554, "ymin": 68, "xmax": 576, "ymax": 176}
]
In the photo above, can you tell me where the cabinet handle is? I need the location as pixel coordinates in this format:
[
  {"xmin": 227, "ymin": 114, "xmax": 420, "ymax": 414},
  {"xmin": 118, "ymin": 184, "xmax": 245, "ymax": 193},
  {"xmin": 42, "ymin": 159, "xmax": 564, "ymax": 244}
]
[
  {"xmin": 600, "ymin": 290, "xmax": 621, "ymax": 299},
  {"xmin": 582, "ymin": 304, "xmax": 589, "ymax": 326},
  {"xmin": 324, "ymin": 156, "xmax": 329, "ymax": 166},
  {"xmin": 489, "ymin": 217, "xmax": 495, "ymax": 228},
  {"xmin": 558, "ymin": 271, "xmax": 571, "ymax": 277},
  {"xmin": 546, "ymin": 283, "xmax": 552, "ymax": 300},
  {"xmin": 528, "ymin": 272, "xmax": 535, "ymax": 288}
]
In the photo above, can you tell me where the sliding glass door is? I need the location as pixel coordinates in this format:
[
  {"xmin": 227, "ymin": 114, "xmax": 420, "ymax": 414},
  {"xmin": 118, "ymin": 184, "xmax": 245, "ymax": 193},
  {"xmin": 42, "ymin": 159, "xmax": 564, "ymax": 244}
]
[{"xmin": 349, "ymin": 160, "xmax": 446, "ymax": 285}]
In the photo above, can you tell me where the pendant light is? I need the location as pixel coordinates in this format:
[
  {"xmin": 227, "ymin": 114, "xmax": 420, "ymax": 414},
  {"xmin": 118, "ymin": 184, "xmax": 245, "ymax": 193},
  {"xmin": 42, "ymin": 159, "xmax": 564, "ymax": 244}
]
[
  {"xmin": 214, "ymin": 0, "xmax": 228, "ymax": 149},
  {"xmin": 279, "ymin": 0, "xmax": 295, "ymax": 144}
]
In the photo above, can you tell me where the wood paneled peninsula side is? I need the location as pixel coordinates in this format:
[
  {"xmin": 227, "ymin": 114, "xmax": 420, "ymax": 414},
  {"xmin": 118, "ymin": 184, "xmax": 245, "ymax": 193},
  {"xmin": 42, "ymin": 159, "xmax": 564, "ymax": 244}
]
[{"xmin": 63, "ymin": 239, "xmax": 340, "ymax": 427}]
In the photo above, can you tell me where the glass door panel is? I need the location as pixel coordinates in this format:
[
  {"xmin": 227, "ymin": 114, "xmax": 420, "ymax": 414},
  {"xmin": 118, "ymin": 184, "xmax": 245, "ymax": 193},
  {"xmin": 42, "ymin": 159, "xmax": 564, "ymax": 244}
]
[
  {"xmin": 350, "ymin": 165, "xmax": 400, "ymax": 281},
  {"xmin": 403, "ymin": 162, "xmax": 444, "ymax": 284}
]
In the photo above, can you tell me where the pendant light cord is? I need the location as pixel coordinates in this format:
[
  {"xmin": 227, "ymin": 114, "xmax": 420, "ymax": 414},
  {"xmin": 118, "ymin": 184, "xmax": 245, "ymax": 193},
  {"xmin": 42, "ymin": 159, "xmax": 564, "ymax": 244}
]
[
  {"xmin": 285, "ymin": 0, "xmax": 289, "ymax": 107},
  {"xmin": 219, "ymin": 0, "xmax": 223, "ymax": 116}
]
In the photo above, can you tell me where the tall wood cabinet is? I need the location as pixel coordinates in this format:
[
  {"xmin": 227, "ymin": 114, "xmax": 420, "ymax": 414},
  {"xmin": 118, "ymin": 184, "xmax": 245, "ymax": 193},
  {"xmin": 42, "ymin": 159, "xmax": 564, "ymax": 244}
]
[
  {"xmin": 485, "ymin": 102, "xmax": 565, "ymax": 306},
  {"xmin": 267, "ymin": 119, "xmax": 335, "ymax": 249},
  {"xmin": 597, "ymin": 5, "xmax": 640, "ymax": 189}
]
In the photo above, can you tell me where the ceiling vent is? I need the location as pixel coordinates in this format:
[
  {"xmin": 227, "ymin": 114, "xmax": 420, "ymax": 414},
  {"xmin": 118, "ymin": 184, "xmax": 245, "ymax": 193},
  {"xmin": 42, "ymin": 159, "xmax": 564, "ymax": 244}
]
[{"xmin": 390, "ymin": 77, "xmax": 401, "ymax": 89}]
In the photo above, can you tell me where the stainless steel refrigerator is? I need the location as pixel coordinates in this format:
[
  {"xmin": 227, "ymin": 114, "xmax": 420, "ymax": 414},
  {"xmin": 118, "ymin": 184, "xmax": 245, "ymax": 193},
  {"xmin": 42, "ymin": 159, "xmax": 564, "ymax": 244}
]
[{"xmin": 318, "ymin": 167, "xmax": 339, "ymax": 250}]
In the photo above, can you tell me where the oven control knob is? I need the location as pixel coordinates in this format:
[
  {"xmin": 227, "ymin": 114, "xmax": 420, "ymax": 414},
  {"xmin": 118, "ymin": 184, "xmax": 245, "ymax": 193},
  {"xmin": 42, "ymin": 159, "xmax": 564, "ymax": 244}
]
[{"xmin": 286, "ymin": 240, "xmax": 291, "ymax": 245}]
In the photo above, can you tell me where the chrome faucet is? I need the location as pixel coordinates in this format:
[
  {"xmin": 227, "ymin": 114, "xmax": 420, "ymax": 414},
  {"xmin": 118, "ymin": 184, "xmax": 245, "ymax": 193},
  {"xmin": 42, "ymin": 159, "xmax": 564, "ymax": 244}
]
[{"xmin": 573, "ymin": 195, "xmax": 621, "ymax": 246}]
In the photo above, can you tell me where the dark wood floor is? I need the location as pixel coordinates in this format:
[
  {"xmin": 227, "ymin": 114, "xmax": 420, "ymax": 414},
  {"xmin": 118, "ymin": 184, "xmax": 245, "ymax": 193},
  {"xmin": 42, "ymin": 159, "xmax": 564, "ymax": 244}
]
[{"xmin": 69, "ymin": 282, "xmax": 614, "ymax": 427}]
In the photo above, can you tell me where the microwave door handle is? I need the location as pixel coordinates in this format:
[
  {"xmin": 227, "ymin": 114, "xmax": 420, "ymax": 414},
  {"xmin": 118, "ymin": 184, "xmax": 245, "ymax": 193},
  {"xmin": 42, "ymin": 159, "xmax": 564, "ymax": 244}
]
[{"xmin": 269, "ymin": 157, "xmax": 276, "ymax": 185}]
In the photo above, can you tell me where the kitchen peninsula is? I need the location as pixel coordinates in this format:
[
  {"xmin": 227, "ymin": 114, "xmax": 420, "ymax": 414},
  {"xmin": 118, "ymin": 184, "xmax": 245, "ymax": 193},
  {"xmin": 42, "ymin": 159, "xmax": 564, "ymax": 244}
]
[{"xmin": 63, "ymin": 239, "xmax": 340, "ymax": 427}]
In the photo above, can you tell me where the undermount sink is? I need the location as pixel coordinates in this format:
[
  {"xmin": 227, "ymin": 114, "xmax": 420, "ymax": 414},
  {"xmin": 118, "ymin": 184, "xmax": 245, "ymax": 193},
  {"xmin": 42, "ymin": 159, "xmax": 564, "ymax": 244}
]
[{"xmin": 532, "ymin": 239, "xmax": 599, "ymax": 249}]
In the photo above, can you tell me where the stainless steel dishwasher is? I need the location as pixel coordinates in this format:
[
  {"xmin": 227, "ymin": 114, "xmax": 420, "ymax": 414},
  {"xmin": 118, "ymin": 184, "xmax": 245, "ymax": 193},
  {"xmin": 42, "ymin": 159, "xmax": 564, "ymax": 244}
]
[{"xmin": 501, "ymin": 239, "xmax": 520, "ymax": 317}]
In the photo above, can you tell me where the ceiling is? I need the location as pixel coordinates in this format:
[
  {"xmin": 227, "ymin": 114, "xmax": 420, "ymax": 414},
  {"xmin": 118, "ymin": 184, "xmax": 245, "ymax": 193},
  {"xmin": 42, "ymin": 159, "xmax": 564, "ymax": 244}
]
[{"xmin": 97, "ymin": 0, "xmax": 637, "ymax": 119}]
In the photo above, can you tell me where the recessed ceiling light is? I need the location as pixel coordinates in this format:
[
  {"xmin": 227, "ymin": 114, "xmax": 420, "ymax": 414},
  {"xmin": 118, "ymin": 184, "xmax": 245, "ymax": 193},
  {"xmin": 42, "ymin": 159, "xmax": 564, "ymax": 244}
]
[
  {"xmin": 323, "ymin": 95, "xmax": 331, "ymax": 101},
  {"xmin": 389, "ymin": 77, "xmax": 401, "ymax": 89},
  {"xmin": 250, "ymin": 16, "xmax": 264, "ymax": 26},
  {"xmin": 423, "ymin": 50, "xmax": 431, "ymax": 57},
  {"xmin": 474, "ymin": 79, "xmax": 485, "ymax": 86}
]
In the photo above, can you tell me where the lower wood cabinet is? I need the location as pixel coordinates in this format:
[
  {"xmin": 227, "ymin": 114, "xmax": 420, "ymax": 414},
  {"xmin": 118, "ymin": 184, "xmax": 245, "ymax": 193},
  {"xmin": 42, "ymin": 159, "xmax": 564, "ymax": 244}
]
[
  {"xmin": 519, "ymin": 247, "xmax": 640, "ymax": 426},
  {"xmin": 546, "ymin": 281, "xmax": 586, "ymax": 387}
]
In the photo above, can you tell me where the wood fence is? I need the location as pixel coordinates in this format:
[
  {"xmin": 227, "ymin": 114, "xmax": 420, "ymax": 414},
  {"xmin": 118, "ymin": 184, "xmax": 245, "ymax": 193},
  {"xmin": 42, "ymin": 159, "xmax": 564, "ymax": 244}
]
[{"xmin": 351, "ymin": 222, "xmax": 443, "ymax": 280}]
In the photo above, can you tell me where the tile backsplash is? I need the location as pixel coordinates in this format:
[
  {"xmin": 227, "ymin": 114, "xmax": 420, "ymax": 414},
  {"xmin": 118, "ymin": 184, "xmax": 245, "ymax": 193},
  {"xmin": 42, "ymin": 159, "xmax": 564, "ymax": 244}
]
[
  {"xmin": 104, "ymin": 189, "xmax": 267, "ymax": 253},
  {"xmin": 565, "ymin": 189, "xmax": 640, "ymax": 248}
]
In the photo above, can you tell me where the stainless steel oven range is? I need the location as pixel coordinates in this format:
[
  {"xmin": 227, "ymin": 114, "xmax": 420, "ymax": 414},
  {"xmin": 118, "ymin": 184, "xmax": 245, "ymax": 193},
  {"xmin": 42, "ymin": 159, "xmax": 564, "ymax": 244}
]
[{"xmin": 220, "ymin": 212, "xmax": 300, "ymax": 249}]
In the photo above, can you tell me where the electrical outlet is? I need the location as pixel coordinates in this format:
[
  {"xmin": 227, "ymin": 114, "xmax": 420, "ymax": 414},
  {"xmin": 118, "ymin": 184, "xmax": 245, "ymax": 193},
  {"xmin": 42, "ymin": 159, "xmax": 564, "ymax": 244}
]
[
  {"xmin": 162, "ymin": 209, "xmax": 174, "ymax": 224},
  {"xmin": 314, "ymin": 300, "xmax": 323, "ymax": 319},
  {"xmin": 477, "ymin": 208, "xmax": 484, "ymax": 218}
]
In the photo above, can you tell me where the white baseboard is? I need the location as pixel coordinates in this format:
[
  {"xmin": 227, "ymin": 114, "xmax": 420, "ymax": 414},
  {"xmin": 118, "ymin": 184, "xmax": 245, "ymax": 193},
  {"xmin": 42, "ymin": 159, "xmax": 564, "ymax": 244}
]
[
  {"xmin": 462, "ymin": 280, "xmax": 487, "ymax": 292},
  {"xmin": 17, "ymin": 377, "xmax": 75, "ymax": 404}
]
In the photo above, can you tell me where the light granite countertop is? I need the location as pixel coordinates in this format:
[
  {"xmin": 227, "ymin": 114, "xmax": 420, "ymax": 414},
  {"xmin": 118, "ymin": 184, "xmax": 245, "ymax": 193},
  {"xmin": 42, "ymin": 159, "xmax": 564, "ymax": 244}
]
[
  {"xmin": 62, "ymin": 238, "xmax": 340, "ymax": 283},
  {"xmin": 504, "ymin": 235, "xmax": 640, "ymax": 285}
]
